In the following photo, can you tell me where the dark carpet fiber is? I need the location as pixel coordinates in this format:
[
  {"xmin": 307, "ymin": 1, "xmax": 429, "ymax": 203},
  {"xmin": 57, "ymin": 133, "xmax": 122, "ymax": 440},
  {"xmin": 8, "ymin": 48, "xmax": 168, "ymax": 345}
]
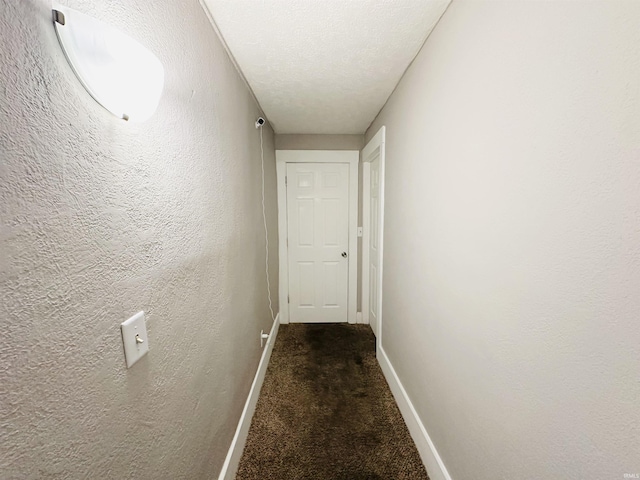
[{"xmin": 235, "ymin": 324, "xmax": 429, "ymax": 480}]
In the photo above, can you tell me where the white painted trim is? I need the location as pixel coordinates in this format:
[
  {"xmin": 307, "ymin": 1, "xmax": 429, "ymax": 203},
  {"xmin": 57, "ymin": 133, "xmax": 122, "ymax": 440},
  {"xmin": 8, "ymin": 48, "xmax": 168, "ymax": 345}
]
[
  {"xmin": 362, "ymin": 162, "xmax": 371, "ymax": 325},
  {"xmin": 276, "ymin": 150, "xmax": 359, "ymax": 324},
  {"xmin": 361, "ymin": 127, "xmax": 386, "ymax": 344},
  {"xmin": 347, "ymin": 157, "xmax": 359, "ymax": 324},
  {"xmin": 356, "ymin": 311, "xmax": 363, "ymax": 324},
  {"xmin": 362, "ymin": 126, "xmax": 385, "ymax": 160},
  {"xmin": 218, "ymin": 314, "xmax": 281, "ymax": 480},
  {"xmin": 377, "ymin": 346, "xmax": 452, "ymax": 480},
  {"xmin": 276, "ymin": 159, "xmax": 289, "ymax": 324}
]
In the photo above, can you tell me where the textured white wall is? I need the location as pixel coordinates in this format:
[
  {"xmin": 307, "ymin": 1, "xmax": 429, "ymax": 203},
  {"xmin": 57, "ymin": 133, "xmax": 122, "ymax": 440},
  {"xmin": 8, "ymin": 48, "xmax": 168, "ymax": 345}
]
[
  {"xmin": 366, "ymin": 1, "xmax": 640, "ymax": 479},
  {"xmin": 0, "ymin": 1, "xmax": 277, "ymax": 478}
]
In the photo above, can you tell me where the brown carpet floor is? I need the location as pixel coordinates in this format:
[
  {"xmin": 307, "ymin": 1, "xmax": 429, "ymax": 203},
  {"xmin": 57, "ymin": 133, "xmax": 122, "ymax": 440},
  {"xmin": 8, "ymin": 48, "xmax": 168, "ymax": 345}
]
[{"xmin": 235, "ymin": 324, "xmax": 429, "ymax": 480}]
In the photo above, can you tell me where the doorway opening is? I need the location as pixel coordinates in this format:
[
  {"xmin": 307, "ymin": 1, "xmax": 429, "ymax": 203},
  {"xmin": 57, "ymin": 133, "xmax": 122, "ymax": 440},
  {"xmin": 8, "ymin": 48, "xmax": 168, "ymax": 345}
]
[
  {"xmin": 361, "ymin": 127, "xmax": 386, "ymax": 343},
  {"xmin": 276, "ymin": 150, "xmax": 359, "ymax": 324}
]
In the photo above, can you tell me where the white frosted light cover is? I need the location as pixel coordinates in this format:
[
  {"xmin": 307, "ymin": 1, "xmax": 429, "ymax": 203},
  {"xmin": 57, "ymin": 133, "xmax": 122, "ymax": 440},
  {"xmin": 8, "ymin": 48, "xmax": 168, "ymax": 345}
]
[{"xmin": 53, "ymin": 5, "xmax": 164, "ymax": 122}]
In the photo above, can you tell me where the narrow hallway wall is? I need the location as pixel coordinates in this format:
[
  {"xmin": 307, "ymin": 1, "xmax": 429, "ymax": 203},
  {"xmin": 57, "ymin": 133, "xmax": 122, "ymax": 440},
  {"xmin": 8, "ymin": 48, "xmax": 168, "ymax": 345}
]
[
  {"xmin": 275, "ymin": 134, "xmax": 364, "ymax": 151},
  {"xmin": 0, "ymin": 0, "xmax": 277, "ymax": 478},
  {"xmin": 366, "ymin": 1, "xmax": 640, "ymax": 479}
]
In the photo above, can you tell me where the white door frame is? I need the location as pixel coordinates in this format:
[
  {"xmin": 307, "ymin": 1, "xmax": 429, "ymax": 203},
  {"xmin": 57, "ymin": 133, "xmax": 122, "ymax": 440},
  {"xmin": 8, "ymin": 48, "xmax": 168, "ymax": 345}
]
[
  {"xmin": 361, "ymin": 126, "xmax": 386, "ymax": 344},
  {"xmin": 276, "ymin": 150, "xmax": 359, "ymax": 324}
]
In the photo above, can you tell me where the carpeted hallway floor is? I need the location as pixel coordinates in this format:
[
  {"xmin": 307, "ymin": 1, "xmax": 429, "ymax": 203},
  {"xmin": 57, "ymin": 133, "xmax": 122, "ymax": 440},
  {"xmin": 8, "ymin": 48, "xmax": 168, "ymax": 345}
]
[{"xmin": 236, "ymin": 324, "xmax": 429, "ymax": 480}]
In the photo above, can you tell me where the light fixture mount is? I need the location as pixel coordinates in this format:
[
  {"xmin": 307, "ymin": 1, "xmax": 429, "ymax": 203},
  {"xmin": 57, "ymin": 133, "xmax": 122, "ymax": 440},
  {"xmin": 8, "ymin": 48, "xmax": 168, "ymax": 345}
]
[{"xmin": 52, "ymin": 9, "xmax": 65, "ymax": 25}]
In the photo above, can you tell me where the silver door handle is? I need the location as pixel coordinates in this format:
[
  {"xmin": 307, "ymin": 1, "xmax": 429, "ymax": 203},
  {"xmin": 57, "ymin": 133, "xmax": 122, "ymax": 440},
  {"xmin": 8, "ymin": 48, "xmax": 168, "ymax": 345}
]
[{"xmin": 341, "ymin": 252, "xmax": 347, "ymax": 258}]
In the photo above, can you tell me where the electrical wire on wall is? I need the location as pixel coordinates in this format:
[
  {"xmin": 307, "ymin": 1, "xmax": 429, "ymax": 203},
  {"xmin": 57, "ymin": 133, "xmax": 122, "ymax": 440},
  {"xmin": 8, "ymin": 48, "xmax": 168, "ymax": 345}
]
[{"xmin": 257, "ymin": 118, "xmax": 275, "ymax": 322}]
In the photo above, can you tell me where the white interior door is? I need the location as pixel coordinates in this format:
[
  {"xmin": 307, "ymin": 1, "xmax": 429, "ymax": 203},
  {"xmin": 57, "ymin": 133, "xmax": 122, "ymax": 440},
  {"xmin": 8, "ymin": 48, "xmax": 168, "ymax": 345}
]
[
  {"xmin": 286, "ymin": 162, "xmax": 350, "ymax": 323},
  {"xmin": 368, "ymin": 156, "xmax": 381, "ymax": 336}
]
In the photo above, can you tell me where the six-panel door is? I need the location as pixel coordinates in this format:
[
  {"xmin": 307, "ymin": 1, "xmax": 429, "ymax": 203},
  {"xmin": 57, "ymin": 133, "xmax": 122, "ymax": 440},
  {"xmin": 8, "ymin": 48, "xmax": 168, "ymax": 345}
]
[{"xmin": 286, "ymin": 163, "xmax": 350, "ymax": 323}]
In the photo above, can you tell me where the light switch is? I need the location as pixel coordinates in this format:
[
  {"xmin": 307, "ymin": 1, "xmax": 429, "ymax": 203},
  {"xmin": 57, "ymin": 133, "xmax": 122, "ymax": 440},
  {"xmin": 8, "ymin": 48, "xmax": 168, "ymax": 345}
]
[{"xmin": 121, "ymin": 311, "xmax": 149, "ymax": 368}]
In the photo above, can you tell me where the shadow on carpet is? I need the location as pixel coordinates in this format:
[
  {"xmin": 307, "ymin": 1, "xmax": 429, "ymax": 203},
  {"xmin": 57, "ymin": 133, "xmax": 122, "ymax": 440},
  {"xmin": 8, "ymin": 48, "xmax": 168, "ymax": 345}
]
[{"xmin": 235, "ymin": 324, "xmax": 429, "ymax": 480}]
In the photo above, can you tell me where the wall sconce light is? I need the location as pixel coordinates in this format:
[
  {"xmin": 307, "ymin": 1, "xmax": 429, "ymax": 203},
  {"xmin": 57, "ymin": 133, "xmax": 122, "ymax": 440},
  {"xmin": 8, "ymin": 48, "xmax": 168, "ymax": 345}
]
[{"xmin": 52, "ymin": 4, "xmax": 164, "ymax": 122}]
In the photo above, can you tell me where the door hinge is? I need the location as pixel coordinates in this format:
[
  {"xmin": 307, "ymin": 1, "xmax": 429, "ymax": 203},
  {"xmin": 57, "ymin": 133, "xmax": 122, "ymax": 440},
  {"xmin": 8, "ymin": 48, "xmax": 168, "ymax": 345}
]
[{"xmin": 287, "ymin": 295, "xmax": 290, "ymax": 303}]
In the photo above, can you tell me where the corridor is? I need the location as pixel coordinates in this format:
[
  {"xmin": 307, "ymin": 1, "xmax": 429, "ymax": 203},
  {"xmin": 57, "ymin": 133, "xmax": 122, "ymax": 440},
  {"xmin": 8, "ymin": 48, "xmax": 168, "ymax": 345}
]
[{"xmin": 236, "ymin": 325, "xmax": 427, "ymax": 480}]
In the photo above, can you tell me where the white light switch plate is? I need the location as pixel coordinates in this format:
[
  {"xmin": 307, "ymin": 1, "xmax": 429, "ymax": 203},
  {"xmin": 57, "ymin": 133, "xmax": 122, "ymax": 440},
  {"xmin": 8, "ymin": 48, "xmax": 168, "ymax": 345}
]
[{"xmin": 121, "ymin": 311, "xmax": 149, "ymax": 368}]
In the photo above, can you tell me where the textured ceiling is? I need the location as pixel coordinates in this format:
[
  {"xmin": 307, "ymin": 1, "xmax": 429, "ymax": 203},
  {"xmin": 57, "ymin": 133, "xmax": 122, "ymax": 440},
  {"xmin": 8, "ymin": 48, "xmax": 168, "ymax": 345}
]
[{"xmin": 202, "ymin": 0, "xmax": 450, "ymax": 134}]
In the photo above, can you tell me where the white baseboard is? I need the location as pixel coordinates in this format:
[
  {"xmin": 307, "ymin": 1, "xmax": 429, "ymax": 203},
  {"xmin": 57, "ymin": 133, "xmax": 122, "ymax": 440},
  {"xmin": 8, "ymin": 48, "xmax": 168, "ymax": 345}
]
[
  {"xmin": 377, "ymin": 346, "xmax": 452, "ymax": 480},
  {"xmin": 218, "ymin": 313, "xmax": 280, "ymax": 480},
  {"xmin": 356, "ymin": 311, "xmax": 363, "ymax": 324}
]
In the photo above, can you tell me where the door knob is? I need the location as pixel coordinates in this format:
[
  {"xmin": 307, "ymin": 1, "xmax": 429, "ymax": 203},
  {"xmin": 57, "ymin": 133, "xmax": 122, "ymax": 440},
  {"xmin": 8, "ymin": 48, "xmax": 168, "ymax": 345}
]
[{"xmin": 341, "ymin": 252, "xmax": 348, "ymax": 258}]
